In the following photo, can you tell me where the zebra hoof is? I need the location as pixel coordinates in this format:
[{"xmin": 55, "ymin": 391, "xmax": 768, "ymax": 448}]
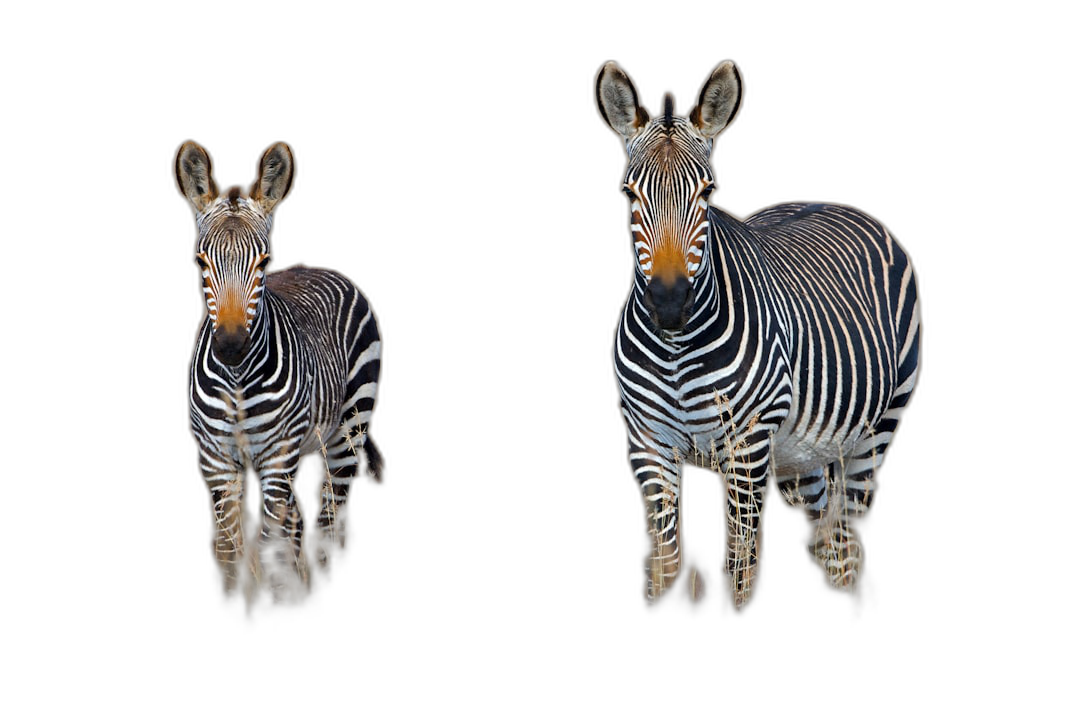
[{"xmin": 729, "ymin": 565, "xmax": 757, "ymax": 609}]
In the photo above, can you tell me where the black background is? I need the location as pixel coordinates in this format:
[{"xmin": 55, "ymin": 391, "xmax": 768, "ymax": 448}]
[{"xmin": 90, "ymin": 45, "xmax": 993, "ymax": 682}]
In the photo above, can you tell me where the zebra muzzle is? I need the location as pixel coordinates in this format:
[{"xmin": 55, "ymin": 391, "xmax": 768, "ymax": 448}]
[
  {"xmin": 212, "ymin": 327, "xmax": 252, "ymax": 366},
  {"xmin": 644, "ymin": 276, "xmax": 693, "ymax": 330}
]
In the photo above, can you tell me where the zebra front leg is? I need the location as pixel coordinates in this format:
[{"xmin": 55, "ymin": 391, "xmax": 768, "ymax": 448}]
[
  {"xmin": 257, "ymin": 452, "xmax": 309, "ymax": 600},
  {"xmin": 198, "ymin": 446, "xmax": 249, "ymax": 593},
  {"xmin": 630, "ymin": 440, "xmax": 683, "ymax": 601},
  {"xmin": 721, "ymin": 430, "xmax": 771, "ymax": 608}
]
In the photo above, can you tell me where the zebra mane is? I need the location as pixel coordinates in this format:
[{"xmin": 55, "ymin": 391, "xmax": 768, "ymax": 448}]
[{"xmin": 662, "ymin": 94, "xmax": 675, "ymax": 130}]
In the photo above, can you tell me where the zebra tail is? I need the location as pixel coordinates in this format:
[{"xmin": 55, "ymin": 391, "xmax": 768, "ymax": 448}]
[{"xmin": 363, "ymin": 435, "xmax": 384, "ymax": 481}]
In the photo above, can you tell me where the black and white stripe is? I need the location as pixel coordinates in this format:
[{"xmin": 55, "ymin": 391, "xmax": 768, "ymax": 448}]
[
  {"xmin": 178, "ymin": 142, "xmax": 382, "ymax": 597},
  {"xmin": 598, "ymin": 63, "xmax": 920, "ymax": 605}
]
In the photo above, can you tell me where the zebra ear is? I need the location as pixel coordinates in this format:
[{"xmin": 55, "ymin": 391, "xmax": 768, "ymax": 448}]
[
  {"xmin": 252, "ymin": 142, "xmax": 294, "ymax": 213},
  {"xmin": 596, "ymin": 61, "xmax": 650, "ymax": 140},
  {"xmin": 175, "ymin": 141, "xmax": 218, "ymax": 213},
  {"xmin": 690, "ymin": 61, "xmax": 743, "ymax": 138}
]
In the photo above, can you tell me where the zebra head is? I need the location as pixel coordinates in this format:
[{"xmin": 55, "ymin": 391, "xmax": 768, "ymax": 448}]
[
  {"xmin": 597, "ymin": 61, "xmax": 742, "ymax": 331},
  {"xmin": 175, "ymin": 141, "xmax": 294, "ymax": 366}
]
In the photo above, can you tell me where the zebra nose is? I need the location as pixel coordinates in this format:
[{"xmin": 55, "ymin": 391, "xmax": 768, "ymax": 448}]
[
  {"xmin": 644, "ymin": 276, "xmax": 693, "ymax": 330},
  {"xmin": 212, "ymin": 328, "xmax": 251, "ymax": 366}
]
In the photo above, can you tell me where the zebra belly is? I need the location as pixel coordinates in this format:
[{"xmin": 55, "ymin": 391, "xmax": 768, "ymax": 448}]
[
  {"xmin": 298, "ymin": 414, "xmax": 340, "ymax": 456},
  {"xmin": 769, "ymin": 386, "xmax": 885, "ymax": 476},
  {"xmin": 771, "ymin": 417, "xmax": 859, "ymax": 476}
]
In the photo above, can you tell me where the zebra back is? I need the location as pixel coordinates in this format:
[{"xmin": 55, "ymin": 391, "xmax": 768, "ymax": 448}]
[{"xmin": 261, "ymin": 265, "xmax": 381, "ymax": 454}]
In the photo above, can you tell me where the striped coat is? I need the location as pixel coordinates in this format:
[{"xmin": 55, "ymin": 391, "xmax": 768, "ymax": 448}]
[
  {"xmin": 598, "ymin": 62, "xmax": 920, "ymax": 606},
  {"xmin": 178, "ymin": 141, "xmax": 382, "ymax": 598}
]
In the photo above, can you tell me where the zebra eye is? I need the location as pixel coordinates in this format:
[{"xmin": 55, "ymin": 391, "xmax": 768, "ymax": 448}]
[
  {"xmin": 701, "ymin": 184, "xmax": 715, "ymax": 200},
  {"xmin": 623, "ymin": 185, "xmax": 637, "ymax": 200},
  {"xmin": 195, "ymin": 255, "xmax": 208, "ymax": 269}
]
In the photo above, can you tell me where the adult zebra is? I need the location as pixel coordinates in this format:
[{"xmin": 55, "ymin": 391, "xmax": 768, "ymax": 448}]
[
  {"xmin": 176, "ymin": 141, "xmax": 383, "ymax": 597},
  {"xmin": 596, "ymin": 62, "xmax": 920, "ymax": 606}
]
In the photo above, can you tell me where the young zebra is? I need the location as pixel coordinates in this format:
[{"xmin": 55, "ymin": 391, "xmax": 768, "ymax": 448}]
[
  {"xmin": 176, "ymin": 141, "xmax": 383, "ymax": 597},
  {"xmin": 596, "ymin": 62, "xmax": 920, "ymax": 606}
]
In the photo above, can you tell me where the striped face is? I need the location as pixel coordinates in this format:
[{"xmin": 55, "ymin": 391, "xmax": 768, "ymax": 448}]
[
  {"xmin": 623, "ymin": 115, "xmax": 714, "ymax": 284},
  {"xmin": 194, "ymin": 194, "xmax": 271, "ymax": 360}
]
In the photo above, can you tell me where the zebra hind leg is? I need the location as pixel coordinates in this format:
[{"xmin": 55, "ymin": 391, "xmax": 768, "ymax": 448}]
[
  {"xmin": 810, "ymin": 422, "xmax": 893, "ymax": 590},
  {"xmin": 313, "ymin": 416, "xmax": 375, "ymax": 574},
  {"xmin": 816, "ymin": 384, "xmax": 919, "ymax": 590},
  {"xmin": 776, "ymin": 464, "xmax": 858, "ymax": 588},
  {"xmin": 806, "ymin": 462, "xmax": 862, "ymax": 590},
  {"xmin": 777, "ymin": 446, "xmax": 887, "ymax": 591}
]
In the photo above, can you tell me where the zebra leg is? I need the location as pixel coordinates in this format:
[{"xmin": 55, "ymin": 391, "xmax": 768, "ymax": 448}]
[
  {"xmin": 812, "ymin": 328, "xmax": 918, "ymax": 589},
  {"xmin": 806, "ymin": 460, "xmax": 863, "ymax": 589},
  {"xmin": 314, "ymin": 425, "xmax": 363, "ymax": 566},
  {"xmin": 777, "ymin": 468, "xmax": 825, "ymax": 518},
  {"xmin": 257, "ymin": 453, "xmax": 309, "ymax": 599},
  {"xmin": 777, "ymin": 468, "xmax": 833, "ymax": 587},
  {"xmin": 630, "ymin": 440, "xmax": 682, "ymax": 601},
  {"xmin": 721, "ymin": 430, "xmax": 772, "ymax": 608},
  {"xmin": 199, "ymin": 446, "xmax": 248, "ymax": 593},
  {"xmin": 811, "ymin": 416, "xmax": 899, "ymax": 590},
  {"xmin": 811, "ymin": 286, "xmax": 921, "ymax": 589}
]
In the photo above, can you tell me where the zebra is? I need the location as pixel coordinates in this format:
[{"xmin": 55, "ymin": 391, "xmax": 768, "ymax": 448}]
[
  {"xmin": 176, "ymin": 141, "xmax": 383, "ymax": 597},
  {"xmin": 596, "ymin": 62, "xmax": 920, "ymax": 606}
]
